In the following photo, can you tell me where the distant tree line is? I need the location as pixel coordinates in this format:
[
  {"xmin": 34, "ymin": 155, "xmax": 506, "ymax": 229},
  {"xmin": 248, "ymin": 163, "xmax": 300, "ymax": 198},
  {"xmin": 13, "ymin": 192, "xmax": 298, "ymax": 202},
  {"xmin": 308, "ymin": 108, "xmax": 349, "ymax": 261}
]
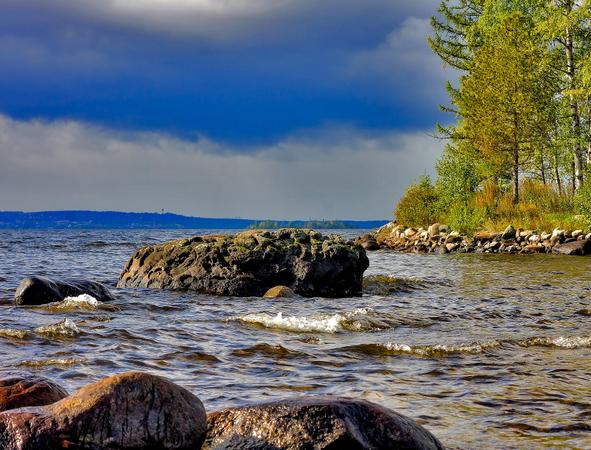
[
  {"xmin": 397, "ymin": 0, "xmax": 591, "ymax": 233},
  {"xmin": 248, "ymin": 220, "xmax": 351, "ymax": 230}
]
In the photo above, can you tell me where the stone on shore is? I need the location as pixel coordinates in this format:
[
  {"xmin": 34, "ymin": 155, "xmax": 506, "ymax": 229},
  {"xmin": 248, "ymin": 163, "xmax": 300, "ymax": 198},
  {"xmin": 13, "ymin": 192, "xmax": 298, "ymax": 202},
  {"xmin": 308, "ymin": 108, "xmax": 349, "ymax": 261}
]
[
  {"xmin": 204, "ymin": 397, "xmax": 444, "ymax": 450},
  {"xmin": 14, "ymin": 276, "xmax": 115, "ymax": 306},
  {"xmin": 501, "ymin": 225, "xmax": 516, "ymax": 240},
  {"xmin": 0, "ymin": 375, "xmax": 67, "ymax": 412},
  {"xmin": 118, "ymin": 229, "xmax": 369, "ymax": 298},
  {"xmin": 0, "ymin": 372, "xmax": 206, "ymax": 450},
  {"xmin": 552, "ymin": 239, "xmax": 591, "ymax": 256}
]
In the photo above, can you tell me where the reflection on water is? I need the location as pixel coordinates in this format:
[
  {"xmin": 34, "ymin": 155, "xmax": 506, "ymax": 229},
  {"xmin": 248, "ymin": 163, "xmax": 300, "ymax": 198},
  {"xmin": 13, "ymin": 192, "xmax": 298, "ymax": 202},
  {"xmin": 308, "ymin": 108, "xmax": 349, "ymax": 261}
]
[{"xmin": 0, "ymin": 229, "xmax": 590, "ymax": 449}]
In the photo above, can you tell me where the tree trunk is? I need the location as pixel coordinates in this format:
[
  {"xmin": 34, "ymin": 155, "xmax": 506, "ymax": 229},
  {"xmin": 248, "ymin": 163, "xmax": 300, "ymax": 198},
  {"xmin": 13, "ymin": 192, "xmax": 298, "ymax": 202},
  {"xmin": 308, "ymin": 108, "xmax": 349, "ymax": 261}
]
[
  {"xmin": 512, "ymin": 145, "xmax": 519, "ymax": 205},
  {"xmin": 565, "ymin": 24, "xmax": 584, "ymax": 191},
  {"xmin": 540, "ymin": 147, "xmax": 546, "ymax": 185},
  {"xmin": 555, "ymin": 151, "xmax": 562, "ymax": 195}
]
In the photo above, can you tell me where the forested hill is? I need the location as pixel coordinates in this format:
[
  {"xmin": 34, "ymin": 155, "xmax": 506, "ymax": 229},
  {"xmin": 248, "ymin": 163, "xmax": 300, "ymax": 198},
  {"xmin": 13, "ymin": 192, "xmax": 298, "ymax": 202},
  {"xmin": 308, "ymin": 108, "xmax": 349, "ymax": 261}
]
[{"xmin": 0, "ymin": 211, "xmax": 388, "ymax": 230}]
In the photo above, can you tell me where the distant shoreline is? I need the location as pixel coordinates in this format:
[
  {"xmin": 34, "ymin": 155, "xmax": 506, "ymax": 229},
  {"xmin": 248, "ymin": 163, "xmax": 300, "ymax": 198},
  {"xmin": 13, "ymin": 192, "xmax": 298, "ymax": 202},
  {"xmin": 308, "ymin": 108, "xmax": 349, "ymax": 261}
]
[{"xmin": 0, "ymin": 211, "xmax": 388, "ymax": 230}]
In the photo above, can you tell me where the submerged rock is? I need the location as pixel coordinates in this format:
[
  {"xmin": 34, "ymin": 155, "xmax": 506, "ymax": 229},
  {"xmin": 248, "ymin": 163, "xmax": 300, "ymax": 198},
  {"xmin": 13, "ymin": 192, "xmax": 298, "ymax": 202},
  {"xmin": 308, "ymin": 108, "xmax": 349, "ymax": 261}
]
[
  {"xmin": 118, "ymin": 229, "xmax": 369, "ymax": 298},
  {"xmin": 0, "ymin": 371, "xmax": 206, "ymax": 450},
  {"xmin": 552, "ymin": 239, "xmax": 591, "ymax": 256},
  {"xmin": 204, "ymin": 397, "xmax": 444, "ymax": 450},
  {"xmin": 263, "ymin": 285, "xmax": 297, "ymax": 298},
  {"xmin": 14, "ymin": 276, "xmax": 115, "ymax": 306},
  {"xmin": 0, "ymin": 375, "xmax": 67, "ymax": 412},
  {"xmin": 363, "ymin": 274, "xmax": 424, "ymax": 295}
]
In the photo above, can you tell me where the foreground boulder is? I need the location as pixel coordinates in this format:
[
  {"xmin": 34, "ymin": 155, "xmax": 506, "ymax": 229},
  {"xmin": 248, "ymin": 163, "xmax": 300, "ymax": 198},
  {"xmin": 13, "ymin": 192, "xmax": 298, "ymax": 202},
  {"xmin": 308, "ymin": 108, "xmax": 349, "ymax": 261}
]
[
  {"xmin": 205, "ymin": 397, "xmax": 444, "ymax": 450},
  {"xmin": 14, "ymin": 276, "xmax": 115, "ymax": 306},
  {"xmin": 552, "ymin": 239, "xmax": 591, "ymax": 256},
  {"xmin": 118, "ymin": 229, "xmax": 369, "ymax": 297},
  {"xmin": 0, "ymin": 375, "xmax": 67, "ymax": 412},
  {"xmin": 0, "ymin": 372, "xmax": 206, "ymax": 450}
]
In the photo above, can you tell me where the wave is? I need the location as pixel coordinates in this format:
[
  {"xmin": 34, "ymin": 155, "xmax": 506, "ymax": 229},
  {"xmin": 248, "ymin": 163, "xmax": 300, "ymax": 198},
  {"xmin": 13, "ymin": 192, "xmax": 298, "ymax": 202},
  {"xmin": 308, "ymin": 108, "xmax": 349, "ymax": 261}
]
[
  {"xmin": 518, "ymin": 336, "xmax": 591, "ymax": 349},
  {"xmin": 18, "ymin": 358, "xmax": 84, "ymax": 368},
  {"xmin": 39, "ymin": 294, "xmax": 120, "ymax": 313},
  {"xmin": 339, "ymin": 335, "xmax": 591, "ymax": 358},
  {"xmin": 234, "ymin": 308, "xmax": 422, "ymax": 333},
  {"xmin": 35, "ymin": 318, "xmax": 81, "ymax": 338}
]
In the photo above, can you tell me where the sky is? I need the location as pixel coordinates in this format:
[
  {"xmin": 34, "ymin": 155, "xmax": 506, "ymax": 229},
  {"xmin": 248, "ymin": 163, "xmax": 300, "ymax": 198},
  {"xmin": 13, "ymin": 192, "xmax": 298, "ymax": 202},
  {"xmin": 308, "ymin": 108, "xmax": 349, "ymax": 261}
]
[{"xmin": 0, "ymin": 0, "xmax": 449, "ymax": 220}]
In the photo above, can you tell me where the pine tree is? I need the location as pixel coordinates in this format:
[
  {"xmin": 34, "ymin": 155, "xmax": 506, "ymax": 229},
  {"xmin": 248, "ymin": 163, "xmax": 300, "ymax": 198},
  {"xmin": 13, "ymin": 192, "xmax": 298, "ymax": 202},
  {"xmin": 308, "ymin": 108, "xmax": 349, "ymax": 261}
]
[{"xmin": 455, "ymin": 13, "xmax": 557, "ymax": 204}]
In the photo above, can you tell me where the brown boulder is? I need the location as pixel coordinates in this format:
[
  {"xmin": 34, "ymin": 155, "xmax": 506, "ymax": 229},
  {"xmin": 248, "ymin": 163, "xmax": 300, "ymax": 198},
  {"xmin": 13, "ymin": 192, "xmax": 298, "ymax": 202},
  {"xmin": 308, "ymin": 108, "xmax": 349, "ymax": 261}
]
[
  {"xmin": 204, "ymin": 397, "xmax": 444, "ymax": 450},
  {"xmin": 0, "ymin": 375, "xmax": 67, "ymax": 412},
  {"xmin": 0, "ymin": 372, "xmax": 206, "ymax": 450}
]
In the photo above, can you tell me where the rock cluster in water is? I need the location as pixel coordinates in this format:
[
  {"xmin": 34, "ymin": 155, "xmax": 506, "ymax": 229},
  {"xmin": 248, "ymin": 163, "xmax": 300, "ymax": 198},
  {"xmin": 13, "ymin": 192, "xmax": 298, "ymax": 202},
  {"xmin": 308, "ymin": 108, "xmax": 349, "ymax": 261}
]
[
  {"xmin": 360, "ymin": 221, "xmax": 591, "ymax": 255},
  {"xmin": 14, "ymin": 276, "xmax": 115, "ymax": 306},
  {"xmin": 118, "ymin": 229, "xmax": 369, "ymax": 297},
  {"xmin": 0, "ymin": 373, "xmax": 444, "ymax": 450}
]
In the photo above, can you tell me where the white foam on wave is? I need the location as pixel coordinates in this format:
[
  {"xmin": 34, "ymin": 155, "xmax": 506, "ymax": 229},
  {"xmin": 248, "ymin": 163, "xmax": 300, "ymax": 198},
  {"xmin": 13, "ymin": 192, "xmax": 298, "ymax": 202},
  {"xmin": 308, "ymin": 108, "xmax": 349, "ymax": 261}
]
[
  {"xmin": 382, "ymin": 341, "xmax": 501, "ymax": 356},
  {"xmin": 361, "ymin": 334, "xmax": 591, "ymax": 358},
  {"xmin": 50, "ymin": 294, "xmax": 100, "ymax": 311},
  {"xmin": 236, "ymin": 308, "xmax": 373, "ymax": 333},
  {"xmin": 520, "ymin": 335, "xmax": 591, "ymax": 349}
]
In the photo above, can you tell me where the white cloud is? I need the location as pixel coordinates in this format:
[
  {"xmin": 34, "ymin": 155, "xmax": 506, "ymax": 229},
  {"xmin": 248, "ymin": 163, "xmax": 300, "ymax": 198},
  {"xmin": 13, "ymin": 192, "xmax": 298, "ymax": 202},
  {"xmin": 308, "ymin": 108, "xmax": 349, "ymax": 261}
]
[
  {"xmin": 347, "ymin": 17, "xmax": 450, "ymax": 103},
  {"xmin": 0, "ymin": 116, "xmax": 442, "ymax": 219}
]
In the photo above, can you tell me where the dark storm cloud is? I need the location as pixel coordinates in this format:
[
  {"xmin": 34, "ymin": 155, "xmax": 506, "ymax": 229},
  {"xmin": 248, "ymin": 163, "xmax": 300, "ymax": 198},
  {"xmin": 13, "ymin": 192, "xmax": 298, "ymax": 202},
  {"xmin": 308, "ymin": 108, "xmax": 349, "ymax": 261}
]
[
  {"xmin": 0, "ymin": 0, "xmax": 445, "ymax": 143},
  {"xmin": 0, "ymin": 1, "xmax": 450, "ymax": 218}
]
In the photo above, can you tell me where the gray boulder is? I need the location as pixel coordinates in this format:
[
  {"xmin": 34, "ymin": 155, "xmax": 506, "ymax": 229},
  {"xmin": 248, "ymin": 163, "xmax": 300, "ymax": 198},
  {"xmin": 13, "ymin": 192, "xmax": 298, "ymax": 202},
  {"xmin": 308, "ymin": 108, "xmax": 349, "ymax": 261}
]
[
  {"xmin": 14, "ymin": 276, "xmax": 115, "ymax": 306},
  {"xmin": 204, "ymin": 397, "xmax": 444, "ymax": 450},
  {"xmin": 501, "ymin": 225, "xmax": 516, "ymax": 240},
  {"xmin": 118, "ymin": 229, "xmax": 369, "ymax": 298},
  {"xmin": 552, "ymin": 239, "xmax": 591, "ymax": 256},
  {"xmin": 355, "ymin": 234, "xmax": 380, "ymax": 251}
]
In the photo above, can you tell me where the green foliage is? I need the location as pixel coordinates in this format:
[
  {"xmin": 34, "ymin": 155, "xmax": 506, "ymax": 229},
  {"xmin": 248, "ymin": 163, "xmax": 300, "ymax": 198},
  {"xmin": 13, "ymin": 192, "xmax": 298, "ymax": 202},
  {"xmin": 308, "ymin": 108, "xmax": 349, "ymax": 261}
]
[
  {"xmin": 575, "ymin": 179, "xmax": 591, "ymax": 226},
  {"xmin": 394, "ymin": 176, "xmax": 440, "ymax": 228},
  {"xmin": 446, "ymin": 204, "xmax": 485, "ymax": 235},
  {"xmin": 396, "ymin": 0, "xmax": 591, "ymax": 232}
]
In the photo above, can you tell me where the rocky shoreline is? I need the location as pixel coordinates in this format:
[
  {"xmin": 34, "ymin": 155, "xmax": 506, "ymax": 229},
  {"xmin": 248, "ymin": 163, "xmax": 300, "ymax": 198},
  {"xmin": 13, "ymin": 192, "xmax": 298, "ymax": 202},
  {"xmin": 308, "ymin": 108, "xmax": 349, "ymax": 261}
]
[
  {"xmin": 357, "ymin": 221, "xmax": 591, "ymax": 256},
  {"xmin": 0, "ymin": 372, "xmax": 444, "ymax": 450}
]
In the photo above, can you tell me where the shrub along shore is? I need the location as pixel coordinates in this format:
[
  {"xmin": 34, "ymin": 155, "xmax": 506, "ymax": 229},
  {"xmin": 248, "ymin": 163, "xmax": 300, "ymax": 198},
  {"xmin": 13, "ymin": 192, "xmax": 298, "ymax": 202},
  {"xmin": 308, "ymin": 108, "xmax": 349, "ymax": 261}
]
[{"xmin": 358, "ymin": 222, "xmax": 591, "ymax": 256}]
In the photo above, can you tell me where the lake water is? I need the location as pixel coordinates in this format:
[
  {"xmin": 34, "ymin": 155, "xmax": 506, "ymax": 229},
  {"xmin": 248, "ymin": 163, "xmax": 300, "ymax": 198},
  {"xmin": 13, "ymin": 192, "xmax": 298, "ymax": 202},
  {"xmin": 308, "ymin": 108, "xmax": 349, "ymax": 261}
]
[{"xmin": 0, "ymin": 229, "xmax": 589, "ymax": 449}]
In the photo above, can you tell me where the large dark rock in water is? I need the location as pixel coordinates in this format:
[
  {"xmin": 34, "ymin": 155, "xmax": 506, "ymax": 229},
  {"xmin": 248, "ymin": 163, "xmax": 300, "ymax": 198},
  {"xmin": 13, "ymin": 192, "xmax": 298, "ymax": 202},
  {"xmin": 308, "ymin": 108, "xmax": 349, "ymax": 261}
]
[
  {"xmin": 14, "ymin": 276, "xmax": 115, "ymax": 306},
  {"xmin": 204, "ymin": 397, "xmax": 444, "ymax": 450},
  {"xmin": 0, "ymin": 375, "xmax": 67, "ymax": 412},
  {"xmin": 0, "ymin": 372, "xmax": 206, "ymax": 450},
  {"xmin": 117, "ymin": 229, "xmax": 369, "ymax": 297},
  {"xmin": 551, "ymin": 239, "xmax": 591, "ymax": 256}
]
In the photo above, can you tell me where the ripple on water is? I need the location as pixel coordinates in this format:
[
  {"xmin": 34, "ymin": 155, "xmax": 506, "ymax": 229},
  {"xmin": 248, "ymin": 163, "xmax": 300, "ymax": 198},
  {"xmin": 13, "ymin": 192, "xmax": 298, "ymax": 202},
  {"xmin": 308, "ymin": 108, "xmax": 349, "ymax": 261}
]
[
  {"xmin": 35, "ymin": 318, "xmax": 81, "ymax": 339},
  {"xmin": 18, "ymin": 358, "xmax": 85, "ymax": 368}
]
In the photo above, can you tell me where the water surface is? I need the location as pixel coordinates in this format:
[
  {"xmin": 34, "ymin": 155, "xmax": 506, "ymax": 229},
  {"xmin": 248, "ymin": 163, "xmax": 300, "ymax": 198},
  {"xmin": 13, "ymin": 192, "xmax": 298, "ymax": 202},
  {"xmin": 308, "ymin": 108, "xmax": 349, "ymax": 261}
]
[{"xmin": 0, "ymin": 229, "xmax": 590, "ymax": 449}]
